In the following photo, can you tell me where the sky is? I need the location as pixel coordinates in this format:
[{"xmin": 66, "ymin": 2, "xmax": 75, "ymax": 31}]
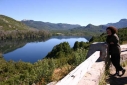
[{"xmin": 0, "ymin": 0, "xmax": 127, "ymax": 26}]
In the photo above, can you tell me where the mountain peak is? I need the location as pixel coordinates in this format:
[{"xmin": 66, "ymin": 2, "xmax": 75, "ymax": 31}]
[
  {"xmin": 87, "ymin": 23, "xmax": 93, "ymax": 26},
  {"xmin": 21, "ymin": 19, "xmax": 33, "ymax": 21},
  {"xmin": 85, "ymin": 24, "xmax": 94, "ymax": 28},
  {"xmin": 106, "ymin": 18, "xmax": 127, "ymax": 28},
  {"xmin": 119, "ymin": 19, "xmax": 127, "ymax": 22}
]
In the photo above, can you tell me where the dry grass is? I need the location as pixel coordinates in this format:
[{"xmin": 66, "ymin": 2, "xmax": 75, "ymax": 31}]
[
  {"xmin": 122, "ymin": 41, "xmax": 127, "ymax": 44},
  {"xmin": 121, "ymin": 60, "xmax": 127, "ymax": 67},
  {"xmin": 99, "ymin": 72, "xmax": 107, "ymax": 85},
  {"xmin": 51, "ymin": 64, "xmax": 74, "ymax": 81}
]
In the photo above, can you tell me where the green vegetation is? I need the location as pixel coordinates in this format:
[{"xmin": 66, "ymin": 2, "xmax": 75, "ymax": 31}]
[
  {"xmin": 0, "ymin": 29, "xmax": 50, "ymax": 40},
  {"xmin": 51, "ymin": 28, "xmax": 101, "ymax": 41},
  {"xmin": 99, "ymin": 71, "xmax": 107, "ymax": 85},
  {"xmin": 118, "ymin": 27, "xmax": 127, "ymax": 44},
  {"xmin": 89, "ymin": 27, "xmax": 127, "ymax": 44},
  {"xmin": 0, "ymin": 41, "xmax": 88, "ymax": 85},
  {"xmin": 46, "ymin": 42, "xmax": 72, "ymax": 58}
]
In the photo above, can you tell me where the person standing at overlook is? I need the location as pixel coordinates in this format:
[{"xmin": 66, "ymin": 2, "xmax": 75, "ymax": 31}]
[{"xmin": 106, "ymin": 26, "xmax": 126, "ymax": 76}]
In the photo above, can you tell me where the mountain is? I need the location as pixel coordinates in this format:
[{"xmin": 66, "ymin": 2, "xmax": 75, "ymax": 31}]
[
  {"xmin": 21, "ymin": 20, "xmax": 81, "ymax": 30},
  {"xmin": 69, "ymin": 24, "xmax": 107, "ymax": 37},
  {"xmin": 70, "ymin": 18, "xmax": 127, "ymax": 37},
  {"xmin": 1, "ymin": 14, "xmax": 127, "ymax": 31},
  {"xmin": 0, "ymin": 15, "xmax": 30, "ymax": 31},
  {"xmin": 106, "ymin": 19, "xmax": 127, "ymax": 28},
  {"xmin": 21, "ymin": 18, "xmax": 127, "ymax": 32},
  {"xmin": 83, "ymin": 24, "xmax": 107, "ymax": 31},
  {"xmin": 1, "ymin": 14, "xmax": 127, "ymax": 39}
]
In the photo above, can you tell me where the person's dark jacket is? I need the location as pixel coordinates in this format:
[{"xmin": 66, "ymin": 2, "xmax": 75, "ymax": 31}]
[{"xmin": 106, "ymin": 34, "xmax": 121, "ymax": 55}]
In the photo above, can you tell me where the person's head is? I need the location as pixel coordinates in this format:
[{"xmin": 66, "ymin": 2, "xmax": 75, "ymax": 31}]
[{"xmin": 106, "ymin": 26, "xmax": 117, "ymax": 35}]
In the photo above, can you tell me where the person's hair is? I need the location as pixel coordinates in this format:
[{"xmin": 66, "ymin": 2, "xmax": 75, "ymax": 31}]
[{"xmin": 106, "ymin": 26, "xmax": 118, "ymax": 34}]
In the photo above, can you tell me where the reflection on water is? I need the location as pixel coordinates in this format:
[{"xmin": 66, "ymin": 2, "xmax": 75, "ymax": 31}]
[{"xmin": 2, "ymin": 36, "xmax": 88, "ymax": 63}]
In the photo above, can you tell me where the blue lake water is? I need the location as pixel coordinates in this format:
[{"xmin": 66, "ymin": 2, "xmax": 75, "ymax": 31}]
[{"xmin": 3, "ymin": 36, "xmax": 88, "ymax": 63}]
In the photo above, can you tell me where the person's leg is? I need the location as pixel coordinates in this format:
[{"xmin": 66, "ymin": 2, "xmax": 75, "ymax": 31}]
[
  {"xmin": 115, "ymin": 54, "xmax": 123, "ymax": 71},
  {"xmin": 110, "ymin": 54, "xmax": 119, "ymax": 75},
  {"xmin": 115, "ymin": 54, "xmax": 126, "ymax": 76},
  {"xmin": 111, "ymin": 54, "xmax": 125, "ymax": 76}
]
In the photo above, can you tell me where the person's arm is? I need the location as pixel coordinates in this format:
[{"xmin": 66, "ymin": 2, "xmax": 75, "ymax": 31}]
[{"xmin": 111, "ymin": 34, "xmax": 119, "ymax": 45}]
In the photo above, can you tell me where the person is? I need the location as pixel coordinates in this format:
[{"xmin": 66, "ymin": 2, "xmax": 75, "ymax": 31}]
[{"xmin": 106, "ymin": 26, "xmax": 126, "ymax": 76}]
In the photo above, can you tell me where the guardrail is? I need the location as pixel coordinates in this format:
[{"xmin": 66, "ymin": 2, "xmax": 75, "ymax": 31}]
[{"xmin": 56, "ymin": 51, "xmax": 100, "ymax": 85}]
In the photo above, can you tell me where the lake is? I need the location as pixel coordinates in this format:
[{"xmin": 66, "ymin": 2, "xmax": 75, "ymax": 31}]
[{"xmin": 3, "ymin": 36, "xmax": 88, "ymax": 63}]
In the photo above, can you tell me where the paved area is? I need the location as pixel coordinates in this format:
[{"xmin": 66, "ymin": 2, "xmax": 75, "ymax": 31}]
[
  {"xmin": 77, "ymin": 62, "xmax": 105, "ymax": 85},
  {"xmin": 106, "ymin": 65, "xmax": 127, "ymax": 85}
]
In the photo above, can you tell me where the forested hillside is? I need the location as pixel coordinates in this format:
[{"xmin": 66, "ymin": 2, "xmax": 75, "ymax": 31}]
[
  {"xmin": 0, "ymin": 15, "xmax": 29, "ymax": 30},
  {"xmin": 21, "ymin": 20, "xmax": 81, "ymax": 30},
  {"xmin": 68, "ymin": 24, "xmax": 107, "ymax": 38},
  {"xmin": 0, "ymin": 15, "xmax": 51, "ymax": 40}
]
